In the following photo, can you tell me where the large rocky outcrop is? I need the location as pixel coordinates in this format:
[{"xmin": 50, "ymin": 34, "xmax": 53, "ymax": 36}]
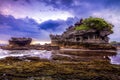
[
  {"xmin": 50, "ymin": 17, "xmax": 116, "ymax": 50},
  {"xmin": 9, "ymin": 37, "xmax": 32, "ymax": 47}
]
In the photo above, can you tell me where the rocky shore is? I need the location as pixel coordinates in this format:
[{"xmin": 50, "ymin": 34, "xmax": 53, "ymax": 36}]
[
  {"xmin": 0, "ymin": 50, "xmax": 119, "ymax": 80},
  {"xmin": 1, "ymin": 45, "xmax": 60, "ymax": 50},
  {"xmin": 0, "ymin": 43, "xmax": 116, "ymax": 51},
  {"xmin": 54, "ymin": 42, "xmax": 117, "ymax": 51}
]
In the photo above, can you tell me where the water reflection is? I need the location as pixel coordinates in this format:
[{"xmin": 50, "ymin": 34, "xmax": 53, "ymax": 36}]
[
  {"xmin": 52, "ymin": 50, "xmax": 117, "ymax": 63},
  {"xmin": 109, "ymin": 50, "xmax": 120, "ymax": 65},
  {"xmin": 0, "ymin": 49, "xmax": 120, "ymax": 65}
]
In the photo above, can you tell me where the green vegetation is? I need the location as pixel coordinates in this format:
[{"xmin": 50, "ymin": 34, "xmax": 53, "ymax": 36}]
[
  {"xmin": 0, "ymin": 56, "xmax": 120, "ymax": 80},
  {"xmin": 75, "ymin": 24, "xmax": 90, "ymax": 30},
  {"xmin": 75, "ymin": 17, "xmax": 113, "ymax": 32}
]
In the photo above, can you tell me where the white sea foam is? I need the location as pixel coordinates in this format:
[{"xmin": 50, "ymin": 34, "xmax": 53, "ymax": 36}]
[
  {"xmin": 1, "ymin": 49, "xmax": 120, "ymax": 65},
  {"xmin": 0, "ymin": 49, "xmax": 52, "ymax": 59}
]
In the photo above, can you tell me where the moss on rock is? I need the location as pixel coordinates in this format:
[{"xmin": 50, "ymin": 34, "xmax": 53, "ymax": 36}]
[{"xmin": 0, "ymin": 57, "xmax": 120, "ymax": 80}]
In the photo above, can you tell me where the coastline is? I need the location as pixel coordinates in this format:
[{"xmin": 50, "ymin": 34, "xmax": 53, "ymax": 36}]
[{"xmin": 60, "ymin": 48, "xmax": 117, "ymax": 52}]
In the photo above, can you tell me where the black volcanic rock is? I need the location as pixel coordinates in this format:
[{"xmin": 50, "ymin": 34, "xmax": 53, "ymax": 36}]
[{"xmin": 9, "ymin": 37, "xmax": 32, "ymax": 47}]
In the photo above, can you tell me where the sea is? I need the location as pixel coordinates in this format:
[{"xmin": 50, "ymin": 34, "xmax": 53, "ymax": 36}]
[{"xmin": 0, "ymin": 49, "xmax": 120, "ymax": 65}]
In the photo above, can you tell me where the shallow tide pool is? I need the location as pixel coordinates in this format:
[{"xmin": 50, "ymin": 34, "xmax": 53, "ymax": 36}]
[{"xmin": 0, "ymin": 49, "xmax": 120, "ymax": 65}]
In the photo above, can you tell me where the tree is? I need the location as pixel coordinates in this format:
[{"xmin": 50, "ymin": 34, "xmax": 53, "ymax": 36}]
[{"xmin": 75, "ymin": 17, "xmax": 113, "ymax": 33}]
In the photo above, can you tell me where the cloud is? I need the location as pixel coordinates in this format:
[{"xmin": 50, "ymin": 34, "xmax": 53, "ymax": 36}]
[
  {"xmin": 13, "ymin": 0, "xmax": 31, "ymax": 3},
  {"xmin": 38, "ymin": 17, "xmax": 78, "ymax": 34},
  {"xmin": 39, "ymin": 20, "xmax": 63, "ymax": 31},
  {"xmin": 0, "ymin": 14, "xmax": 77, "ymax": 43},
  {"xmin": 40, "ymin": 0, "xmax": 120, "ymax": 18},
  {"xmin": 0, "ymin": 14, "xmax": 38, "ymax": 33},
  {"xmin": 0, "ymin": 14, "xmax": 42, "ymax": 41},
  {"xmin": 1, "ymin": 0, "xmax": 120, "ymax": 19},
  {"xmin": 0, "ymin": 0, "xmax": 73, "ymax": 23},
  {"xmin": 40, "ymin": 0, "xmax": 120, "ymax": 41},
  {"xmin": 0, "ymin": 0, "xmax": 120, "ymax": 42}
]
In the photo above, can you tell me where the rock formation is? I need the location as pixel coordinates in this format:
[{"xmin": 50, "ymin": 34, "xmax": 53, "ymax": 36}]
[
  {"xmin": 9, "ymin": 37, "xmax": 32, "ymax": 47},
  {"xmin": 1, "ymin": 37, "xmax": 59, "ymax": 50},
  {"xmin": 50, "ymin": 17, "xmax": 116, "ymax": 50}
]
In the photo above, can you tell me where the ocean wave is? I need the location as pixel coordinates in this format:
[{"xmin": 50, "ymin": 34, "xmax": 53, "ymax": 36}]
[{"xmin": 0, "ymin": 49, "xmax": 52, "ymax": 59}]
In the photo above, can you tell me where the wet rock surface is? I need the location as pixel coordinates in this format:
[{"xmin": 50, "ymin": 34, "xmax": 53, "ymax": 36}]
[{"xmin": 0, "ymin": 49, "xmax": 120, "ymax": 80}]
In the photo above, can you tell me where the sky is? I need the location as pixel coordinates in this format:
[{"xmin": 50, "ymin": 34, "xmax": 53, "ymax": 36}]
[{"xmin": 0, "ymin": 0, "xmax": 120, "ymax": 44}]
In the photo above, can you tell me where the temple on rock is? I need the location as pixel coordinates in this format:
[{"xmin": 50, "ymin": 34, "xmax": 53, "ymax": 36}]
[
  {"xmin": 50, "ymin": 17, "xmax": 114, "ymax": 49},
  {"xmin": 9, "ymin": 37, "xmax": 32, "ymax": 47}
]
